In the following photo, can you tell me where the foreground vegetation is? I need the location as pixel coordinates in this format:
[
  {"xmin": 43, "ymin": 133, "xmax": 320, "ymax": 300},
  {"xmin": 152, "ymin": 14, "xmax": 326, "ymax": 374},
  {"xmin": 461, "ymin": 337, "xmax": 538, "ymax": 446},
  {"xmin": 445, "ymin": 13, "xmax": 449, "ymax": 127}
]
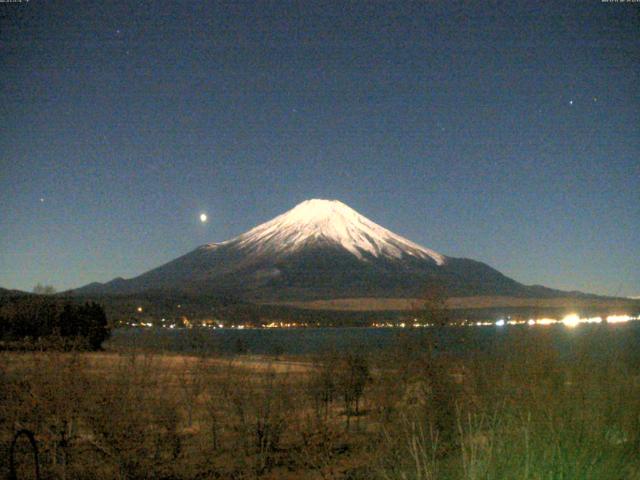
[{"xmin": 2, "ymin": 326, "xmax": 640, "ymax": 479}]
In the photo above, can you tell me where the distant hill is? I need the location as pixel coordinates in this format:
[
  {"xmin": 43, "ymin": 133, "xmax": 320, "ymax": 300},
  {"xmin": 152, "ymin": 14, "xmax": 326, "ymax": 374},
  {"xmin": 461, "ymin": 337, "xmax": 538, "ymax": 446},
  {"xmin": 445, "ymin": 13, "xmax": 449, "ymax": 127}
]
[{"xmin": 0, "ymin": 287, "xmax": 30, "ymax": 298}]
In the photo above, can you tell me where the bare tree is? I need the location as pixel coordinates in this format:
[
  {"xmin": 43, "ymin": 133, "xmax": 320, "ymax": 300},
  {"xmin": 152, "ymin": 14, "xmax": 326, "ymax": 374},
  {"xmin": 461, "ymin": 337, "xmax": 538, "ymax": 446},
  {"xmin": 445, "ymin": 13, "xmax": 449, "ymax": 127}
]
[
  {"xmin": 414, "ymin": 282, "xmax": 450, "ymax": 326},
  {"xmin": 336, "ymin": 352, "xmax": 370, "ymax": 431},
  {"xmin": 32, "ymin": 284, "xmax": 57, "ymax": 295}
]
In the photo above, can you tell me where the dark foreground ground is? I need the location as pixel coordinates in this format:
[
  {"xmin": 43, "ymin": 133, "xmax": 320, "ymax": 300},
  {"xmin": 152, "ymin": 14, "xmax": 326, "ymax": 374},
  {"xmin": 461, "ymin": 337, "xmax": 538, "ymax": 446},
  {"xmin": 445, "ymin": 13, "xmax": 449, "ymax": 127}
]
[{"xmin": 2, "ymin": 325, "xmax": 640, "ymax": 479}]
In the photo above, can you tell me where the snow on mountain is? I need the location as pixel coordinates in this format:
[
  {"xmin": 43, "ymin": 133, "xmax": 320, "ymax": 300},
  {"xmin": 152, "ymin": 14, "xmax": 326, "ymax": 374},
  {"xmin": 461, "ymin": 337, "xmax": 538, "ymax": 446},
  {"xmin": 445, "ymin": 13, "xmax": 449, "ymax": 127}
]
[
  {"xmin": 205, "ymin": 199, "xmax": 445, "ymax": 265},
  {"xmin": 72, "ymin": 198, "xmax": 595, "ymax": 301}
]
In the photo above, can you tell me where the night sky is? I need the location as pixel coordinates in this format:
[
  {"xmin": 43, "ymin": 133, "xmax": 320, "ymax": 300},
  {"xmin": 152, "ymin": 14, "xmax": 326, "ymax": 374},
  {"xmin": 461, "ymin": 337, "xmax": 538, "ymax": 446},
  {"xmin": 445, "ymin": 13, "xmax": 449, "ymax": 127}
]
[{"xmin": 1, "ymin": 1, "xmax": 638, "ymax": 296}]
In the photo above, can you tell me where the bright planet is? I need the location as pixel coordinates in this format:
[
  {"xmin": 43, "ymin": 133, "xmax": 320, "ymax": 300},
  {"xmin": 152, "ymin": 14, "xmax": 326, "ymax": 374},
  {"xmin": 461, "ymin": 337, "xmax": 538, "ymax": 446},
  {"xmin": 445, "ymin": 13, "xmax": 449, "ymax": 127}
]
[{"xmin": 199, "ymin": 213, "xmax": 207, "ymax": 223}]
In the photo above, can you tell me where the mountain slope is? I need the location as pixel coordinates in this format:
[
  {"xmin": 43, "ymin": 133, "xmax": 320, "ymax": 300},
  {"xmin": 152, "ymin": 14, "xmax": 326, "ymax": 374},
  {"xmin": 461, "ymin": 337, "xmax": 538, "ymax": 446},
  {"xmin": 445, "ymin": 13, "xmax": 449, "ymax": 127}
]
[
  {"xmin": 72, "ymin": 199, "xmax": 568, "ymax": 301},
  {"xmin": 0, "ymin": 287, "xmax": 30, "ymax": 298}
]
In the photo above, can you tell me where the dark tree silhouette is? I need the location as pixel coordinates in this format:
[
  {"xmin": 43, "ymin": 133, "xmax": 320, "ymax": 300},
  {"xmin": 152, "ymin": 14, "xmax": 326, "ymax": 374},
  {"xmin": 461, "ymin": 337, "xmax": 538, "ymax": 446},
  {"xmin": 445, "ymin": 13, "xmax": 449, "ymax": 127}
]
[
  {"xmin": 0, "ymin": 298, "xmax": 110, "ymax": 350},
  {"xmin": 32, "ymin": 283, "xmax": 56, "ymax": 295},
  {"xmin": 415, "ymin": 282, "xmax": 451, "ymax": 326}
]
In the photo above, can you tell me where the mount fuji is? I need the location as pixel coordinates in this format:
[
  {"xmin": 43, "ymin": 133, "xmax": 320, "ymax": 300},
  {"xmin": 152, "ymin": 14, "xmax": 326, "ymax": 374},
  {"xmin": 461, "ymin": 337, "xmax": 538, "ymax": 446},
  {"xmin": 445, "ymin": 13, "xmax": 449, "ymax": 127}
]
[{"xmin": 74, "ymin": 199, "xmax": 565, "ymax": 301}]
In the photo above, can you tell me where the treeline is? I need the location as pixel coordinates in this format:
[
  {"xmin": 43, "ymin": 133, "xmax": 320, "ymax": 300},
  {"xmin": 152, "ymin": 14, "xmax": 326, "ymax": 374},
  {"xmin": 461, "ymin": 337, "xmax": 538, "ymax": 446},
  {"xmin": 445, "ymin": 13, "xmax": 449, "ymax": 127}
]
[{"xmin": 0, "ymin": 296, "xmax": 110, "ymax": 350}]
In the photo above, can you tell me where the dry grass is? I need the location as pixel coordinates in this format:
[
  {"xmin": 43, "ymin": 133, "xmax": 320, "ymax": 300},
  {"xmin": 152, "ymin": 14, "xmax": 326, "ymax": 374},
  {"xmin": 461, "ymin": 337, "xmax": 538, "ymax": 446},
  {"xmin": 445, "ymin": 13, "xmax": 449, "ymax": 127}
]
[
  {"xmin": 271, "ymin": 295, "xmax": 639, "ymax": 312},
  {"xmin": 2, "ymin": 326, "xmax": 640, "ymax": 479}
]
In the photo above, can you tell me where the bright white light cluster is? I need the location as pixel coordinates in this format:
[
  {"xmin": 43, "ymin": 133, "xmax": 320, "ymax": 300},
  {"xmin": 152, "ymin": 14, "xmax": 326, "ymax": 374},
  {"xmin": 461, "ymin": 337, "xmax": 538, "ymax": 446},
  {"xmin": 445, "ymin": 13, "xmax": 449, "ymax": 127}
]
[
  {"xmin": 559, "ymin": 313, "xmax": 637, "ymax": 327},
  {"xmin": 606, "ymin": 315, "xmax": 635, "ymax": 324},
  {"xmin": 492, "ymin": 314, "xmax": 637, "ymax": 328},
  {"xmin": 562, "ymin": 314, "xmax": 581, "ymax": 328}
]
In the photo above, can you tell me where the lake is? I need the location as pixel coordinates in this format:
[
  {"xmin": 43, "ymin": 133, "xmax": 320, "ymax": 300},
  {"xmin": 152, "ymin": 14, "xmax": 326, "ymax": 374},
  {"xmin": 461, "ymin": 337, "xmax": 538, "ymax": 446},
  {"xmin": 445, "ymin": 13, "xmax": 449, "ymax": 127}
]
[{"xmin": 107, "ymin": 322, "xmax": 640, "ymax": 356}]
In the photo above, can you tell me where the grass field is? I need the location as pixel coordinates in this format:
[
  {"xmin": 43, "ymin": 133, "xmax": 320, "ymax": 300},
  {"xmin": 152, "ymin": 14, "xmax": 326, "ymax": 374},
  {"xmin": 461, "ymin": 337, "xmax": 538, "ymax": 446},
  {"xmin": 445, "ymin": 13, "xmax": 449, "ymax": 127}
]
[
  {"xmin": 272, "ymin": 295, "xmax": 640, "ymax": 312},
  {"xmin": 3, "ymin": 326, "xmax": 640, "ymax": 479}
]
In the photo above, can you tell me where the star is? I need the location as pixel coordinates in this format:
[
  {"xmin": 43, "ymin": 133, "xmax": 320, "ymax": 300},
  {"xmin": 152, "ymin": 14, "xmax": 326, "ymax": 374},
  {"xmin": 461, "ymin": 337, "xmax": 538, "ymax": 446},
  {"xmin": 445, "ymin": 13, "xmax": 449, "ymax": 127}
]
[
  {"xmin": 569, "ymin": 100, "xmax": 574, "ymax": 106},
  {"xmin": 39, "ymin": 197, "xmax": 44, "ymax": 203}
]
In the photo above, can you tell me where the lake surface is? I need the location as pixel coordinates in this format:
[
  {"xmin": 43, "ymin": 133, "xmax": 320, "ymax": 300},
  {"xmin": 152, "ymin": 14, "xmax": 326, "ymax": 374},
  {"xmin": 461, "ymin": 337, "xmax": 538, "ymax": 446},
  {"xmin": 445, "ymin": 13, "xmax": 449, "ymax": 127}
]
[{"xmin": 108, "ymin": 322, "xmax": 640, "ymax": 356}]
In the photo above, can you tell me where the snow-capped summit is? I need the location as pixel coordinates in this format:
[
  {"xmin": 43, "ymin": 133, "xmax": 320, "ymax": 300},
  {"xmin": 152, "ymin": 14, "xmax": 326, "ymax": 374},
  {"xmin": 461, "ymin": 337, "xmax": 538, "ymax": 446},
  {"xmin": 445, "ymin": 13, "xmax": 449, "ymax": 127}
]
[{"xmin": 209, "ymin": 199, "xmax": 445, "ymax": 265}]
